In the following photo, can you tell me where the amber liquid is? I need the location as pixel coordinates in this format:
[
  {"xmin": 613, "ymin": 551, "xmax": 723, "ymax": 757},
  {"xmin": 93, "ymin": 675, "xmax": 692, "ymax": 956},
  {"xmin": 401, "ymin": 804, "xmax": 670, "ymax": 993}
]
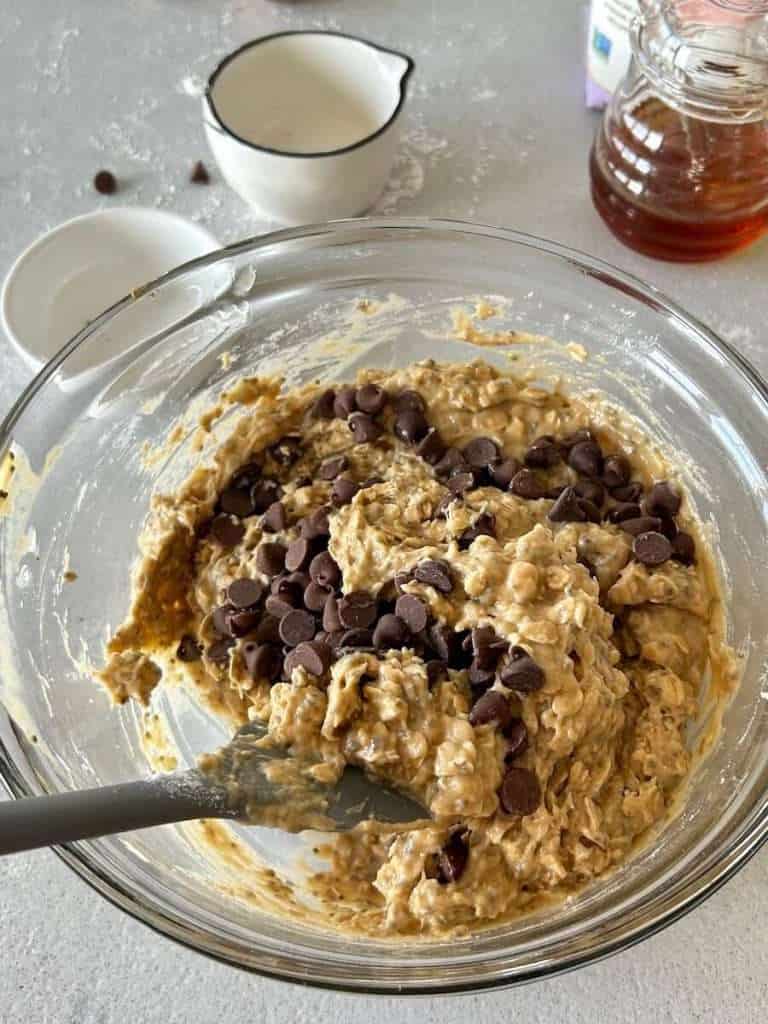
[{"xmin": 591, "ymin": 97, "xmax": 768, "ymax": 262}]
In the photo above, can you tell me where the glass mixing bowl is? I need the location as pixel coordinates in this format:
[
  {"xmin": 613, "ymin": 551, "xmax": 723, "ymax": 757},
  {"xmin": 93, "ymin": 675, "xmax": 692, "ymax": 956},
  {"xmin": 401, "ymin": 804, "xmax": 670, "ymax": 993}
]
[{"xmin": 1, "ymin": 219, "xmax": 767, "ymax": 994}]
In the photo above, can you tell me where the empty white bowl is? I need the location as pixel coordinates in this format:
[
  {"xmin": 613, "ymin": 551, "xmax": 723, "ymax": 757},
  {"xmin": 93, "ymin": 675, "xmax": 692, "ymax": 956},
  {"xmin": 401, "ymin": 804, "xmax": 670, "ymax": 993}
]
[{"xmin": 202, "ymin": 31, "xmax": 414, "ymax": 225}]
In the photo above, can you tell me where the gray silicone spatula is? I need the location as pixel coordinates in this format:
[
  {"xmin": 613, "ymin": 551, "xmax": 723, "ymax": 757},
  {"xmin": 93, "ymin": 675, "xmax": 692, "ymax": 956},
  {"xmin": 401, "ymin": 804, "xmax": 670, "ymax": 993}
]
[{"xmin": 0, "ymin": 723, "xmax": 427, "ymax": 856}]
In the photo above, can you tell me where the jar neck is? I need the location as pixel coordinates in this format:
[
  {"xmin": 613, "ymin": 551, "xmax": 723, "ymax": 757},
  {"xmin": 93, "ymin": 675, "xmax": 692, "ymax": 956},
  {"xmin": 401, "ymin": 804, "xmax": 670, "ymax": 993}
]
[{"xmin": 632, "ymin": 0, "xmax": 768, "ymax": 121}]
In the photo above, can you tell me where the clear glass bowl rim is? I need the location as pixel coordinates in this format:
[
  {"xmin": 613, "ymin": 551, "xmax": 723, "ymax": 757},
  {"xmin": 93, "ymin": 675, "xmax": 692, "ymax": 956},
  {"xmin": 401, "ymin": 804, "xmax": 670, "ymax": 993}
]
[{"xmin": 1, "ymin": 216, "xmax": 767, "ymax": 994}]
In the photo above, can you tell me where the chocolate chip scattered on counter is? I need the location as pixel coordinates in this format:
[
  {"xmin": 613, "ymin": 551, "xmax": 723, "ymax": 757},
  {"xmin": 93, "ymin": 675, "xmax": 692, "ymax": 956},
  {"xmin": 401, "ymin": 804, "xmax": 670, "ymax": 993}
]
[
  {"xmin": 510, "ymin": 468, "xmax": 547, "ymax": 500},
  {"xmin": 255, "ymin": 616, "xmax": 282, "ymax": 645},
  {"xmin": 503, "ymin": 718, "xmax": 529, "ymax": 761},
  {"xmin": 310, "ymin": 389, "xmax": 336, "ymax": 419},
  {"xmin": 524, "ymin": 435, "xmax": 561, "ymax": 469},
  {"xmin": 608, "ymin": 501, "xmax": 642, "ymax": 524},
  {"xmin": 463, "ymin": 436, "xmax": 500, "ymax": 469},
  {"xmin": 602, "ymin": 454, "xmax": 631, "ymax": 489},
  {"xmin": 394, "ymin": 390, "xmax": 426, "ymax": 415},
  {"xmin": 373, "ymin": 613, "xmax": 410, "ymax": 650},
  {"xmin": 219, "ymin": 487, "xmax": 255, "ymax": 518},
  {"xmin": 499, "ymin": 766, "xmax": 541, "ymax": 816},
  {"xmin": 644, "ymin": 481, "xmax": 681, "ymax": 518},
  {"xmin": 671, "ymin": 530, "xmax": 695, "ymax": 564},
  {"xmin": 211, "ymin": 514, "xmax": 246, "ymax": 547},
  {"xmin": 227, "ymin": 578, "xmax": 264, "ymax": 609},
  {"xmin": 331, "ymin": 477, "xmax": 360, "ymax": 506},
  {"xmin": 633, "ymin": 530, "xmax": 672, "ymax": 566},
  {"xmin": 338, "ymin": 591, "xmax": 378, "ymax": 629},
  {"xmin": 355, "ymin": 384, "xmax": 387, "ymax": 414},
  {"xmin": 548, "ymin": 486, "xmax": 586, "ymax": 523},
  {"xmin": 228, "ymin": 609, "xmax": 261, "ymax": 637},
  {"xmin": 568, "ymin": 440, "xmax": 604, "ymax": 478},
  {"xmin": 309, "ymin": 550, "xmax": 341, "ymax": 588},
  {"xmin": 251, "ymin": 479, "xmax": 282, "ymax": 513},
  {"xmin": 176, "ymin": 634, "xmax": 202, "ymax": 662},
  {"xmin": 291, "ymin": 639, "xmax": 333, "ymax": 677},
  {"xmin": 394, "ymin": 594, "xmax": 428, "ymax": 633},
  {"xmin": 489, "ymin": 458, "xmax": 520, "ymax": 489},
  {"xmin": 611, "ymin": 481, "xmax": 643, "ymax": 503},
  {"xmin": 319, "ymin": 455, "xmax": 349, "ymax": 480},
  {"xmin": 560, "ymin": 428, "xmax": 593, "ymax": 449},
  {"xmin": 322, "ymin": 594, "xmax": 342, "ymax": 632},
  {"xmin": 304, "ymin": 581, "xmax": 332, "ymax": 613},
  {"xmin": 269, "ymin": 435, "xmax": 302, "ymax": 466},
  {"xmin": 415, "ymin": 427, "xmax": 446, "ymax": 465},
  {"xmin": 574, "ymin": 479, "xmax": 605, "ymax": 506},
  {"xmin": 206, "ymin": 637, "xmax": 234, "ymax": 663},
  {"xmin": 262, "ymin": 500, "xmax": 287, "ymax": 533},
  {"xmin": 93, "ymin": 169, "xmax": 117, "ymax": 194},
  {"xmin": 469, "ymin": 690, "xmax": 512, "ymax": 728},
  {"xmin": 447, "ymin": 471, "xmax": 475, "ymax": 496},
  {"xmin": 285, "ymin": 537, "xmax": 313, "ymax": 572},
  {"xmin": 433, "ymin": 447, "xmax": 466, "ymax": 479},
  {"xmin": 242, "ymin": 642, "xmax": 282, "ymax": 682},
  {"xmin": 348, "ymin": 412, "xmax": 381, "ymax": 444},
  {"xmin": 339, "ymin": 628, "xmax": 374, "ymax": 650},
  {"xmin": 459, "ymin": 512, "xmax": 496, "ymax": 549},
  {"xmin": 265, "ymin": 594, "xmax": 296, "ymax": 618},
  {"xmin": 620, "ymin": 515, "xmax": 662, "ymax": 537},
  {"xmin": 414, "ymin": 559, "xmax": 453, "ymax": 594},
  {"xmin": 256, "ymin": 541, "xmax": 287, "ymax": 577},
  {"xmin": 436, "ymin": 830, "xmax": 469, "ymax": 884},
  {"xmin": 426, "ymin": 660, "xmax": 447, "ymax": 686},
  {"xmin": 499, "ymin": 647, "xmax": 545, "ymax": 692},
  {"xmin": 300, "ymin": 507, "xmax": 330, "ymax": 539},
  {"xmin": 279, "ymin": 608, "xmax": 316, "ymax": 646},
  {"xmin": 190, "ymin": 160, "xmax": 210, "ymax": 184},
  {"xmin": 333, "ymin": 387, "xmax": 358, "ymax": 418}
]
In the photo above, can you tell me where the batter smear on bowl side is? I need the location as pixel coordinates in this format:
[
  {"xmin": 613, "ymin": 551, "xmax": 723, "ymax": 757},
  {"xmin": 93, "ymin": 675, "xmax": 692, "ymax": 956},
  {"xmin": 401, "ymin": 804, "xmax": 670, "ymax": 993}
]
[{"xmin": 100, "ymin": 359, "xmax": 735, "ymax": 936}]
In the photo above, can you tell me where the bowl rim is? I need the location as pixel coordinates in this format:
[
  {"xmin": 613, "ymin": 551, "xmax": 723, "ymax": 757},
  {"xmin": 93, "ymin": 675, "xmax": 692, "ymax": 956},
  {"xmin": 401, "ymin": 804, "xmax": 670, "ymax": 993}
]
[{"xmin": 1, "ymin": 216, "xmax": 767, "ymax": 994}]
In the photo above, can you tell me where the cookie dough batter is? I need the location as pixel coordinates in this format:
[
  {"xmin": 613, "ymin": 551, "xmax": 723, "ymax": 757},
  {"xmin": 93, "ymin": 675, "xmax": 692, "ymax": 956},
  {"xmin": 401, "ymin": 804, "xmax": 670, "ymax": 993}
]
[{"xmin": 100, "ymin": 359, "xmax": 733, "ymax": 936}]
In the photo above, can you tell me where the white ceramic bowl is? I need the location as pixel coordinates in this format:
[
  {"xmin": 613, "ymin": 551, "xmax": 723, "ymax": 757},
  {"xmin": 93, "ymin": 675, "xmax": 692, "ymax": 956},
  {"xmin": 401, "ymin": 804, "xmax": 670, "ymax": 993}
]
[{"xmin": 202, "ymin": 32, "xmax": 414, "ymax": 225}]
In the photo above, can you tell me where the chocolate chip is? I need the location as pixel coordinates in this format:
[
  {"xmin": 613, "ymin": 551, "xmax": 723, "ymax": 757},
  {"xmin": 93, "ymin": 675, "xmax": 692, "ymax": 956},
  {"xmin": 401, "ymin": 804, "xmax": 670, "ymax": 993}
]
[
  {"xmin": 459, "ymin": 512, "xmax": 496, "ymax": 549},
  {"xmin": 463, "ymin": 437, "xmax": 500, "ymax": 468},
  {"xmin": 228, "ymin": 609, "xmax": 261, "ymax": 637},
  {"xmin": 190, "ymin": 160, "xmax": 210, "ymax": 184},
  {"xmin": 547, "ymin": 485, "xmax": 567, "ymax": 500},
  {"xmin": 322, "ymin": 595, "xmax": 342, "ymax": 632},
  {"xmin": 434, "ymin": 493, "xmax": 458, "ymax": 519},
  {"xmin": 578, "ymin": 498, "xmax": 602, "ymax": 524},
  {"xmin": 256, "ymin": 541, "xmax": 287, "ymax": 577},
  {"xmin": 436, "ymin": 830, "xmax": 469, "ymax": 884},
  {"xmin": 433, "ymin": 448, "xmax": 466, "ymax": 480},
  {"xmin": 206, "ymin": 637, "xmax": 234, "ymax": 663},
  {"xmin": 227, "ymin": 578, "xmax": 264, "ymax": 609},
  {"xmin": 609, "ymin": 501, "xmax": 642, "ymax": 524},
  {"xmin": 333, "ymin": 387, "xmax": 357, "ymax": 418},
  {"xmin": 331, "ymin": 477, "xmax": 360, "ymax": 506},
  {"xmin": 212, "ymin": 605, "xmax": 235, "ymax": 636},
  {"xmin": 656, "ymin": 514, "xmax": 678, "ymax": 540},
  {"xmin": 671, "ymin": 531, "xmax": 695, "ymax": 565},
  {"xmin": 270, "ymin": 574, "xmax": 303, "ymax": 602},
  {"xmin": 394, "ymin": 390, "xmax": 426, "ymax": 415},
  {"xmin": 310, "ymin": 389, "xmax": 336, "ymax": 419},
  {"xmin": 574, "ymin": 479, "xmax": 605, "ymax": 506},
  {"xmin": 394, "ymin": 568, "xmax": 415, "ymax": 593},
  {"xmin": 469, "ymin": 690, "xmax": 512, "ymax": 728},
  {"xmin": 568, "ymin": 440, "xmax": 604, "ymax": 478},
  {"xmin": 93, "ymin": 169, "xmax": 117, "ymax": 194},
  {"xmin": 394, "ymin": 594, "xmax": 428, "ymax": 633},
  {"xmin": 560, "ymin": 428, "xmax": 593, "ymax": 449},
  {"xmin": 279, "ymin": 609, "xmax": 316, "ymax": 646},
  {"xmin": 211, "ymin": 514, "xmax": 246, "ymax": 547},
  {"xmin": 499, "ymin": 766, "xmax": 541, "ymax": 816},
  {"xmin": 499, "ymin": 648, "xmax": 545, "ymax": 692},
  {"xmin": 548, "ymin": 486, "xmax": 586, "ymax": 523},
  {"xmin": 309, "ymin": 550, "xmax": 341, "ymax": 588},
  {"xmin": 349, "ymin": 412, "xmax": 381, "ymax": 445},
  {"xmin": 339, "ymin": 628, "xmax": 374, "ymax": 649},
  {"xmin": 269, "ymin": 435, "xmax": 302, "ymax": 466},
  {"xmin": 428, "ymin": 623, "xmax": 458, "ymax": 663},
  {"xmin": 611, "ymin": 481, "xmax": 643, "ymax": 503},
  {"xmin": 510, "ymin": 469, "xmax": 547, "ymax": 500},
  {"xmin": 602, "ymin": 454, "xmax": 631, "ymax": 489},
  {"xmin": 489, "ymin": 458, "xmax": 520, "ymax": 488},
  {"xmin": 285, "ymin": 537, "xmax": 313, "ymax": 572},
  {"xmin": 447, "ymin": 472, "xmax": 475, "ymax": 496},
  {"xmin": 265, "ymin": 594, "xmax": 296, "ymax": 618},
  {"xmin": 426, "ymin": 660, "xmax": 447, "ymax": 686},
  {"xmin": 255, "ymin": 616, "xmax": 282, "ymax": 645},
  {"xmin": 373, "ymin": 614, "xmax": 410, "ymax": 650},
  {"xmin": 176, "ymin": 634, "xmax": 202, "ymax": 662},
  {"xmin": 414, "ymin": 559, "xmax": 453, "ymax": 594},
  {"xmin": 394, "ymin": 409, "xmax": 429, "ymax": 445},
  {"xmin": 219, "ymin": 487, "xmax": 255, "ymax": 518},
  {"xmin": 262, "ymin": 500, "xmax": 287, "ymax": 533},
  {"xmin": 251, "ymin": 479, "xmax": 282, "ymax": 513},
  {"xmin": 230, "ymin": 462, "xmax": 261, "ymax": 489},
  {"xmin": 291, "ymin": 640, "xmax": 333, "ymax": 677},
  {"xmin": 319, "ymin": 455, "xmax": 349, "ymax": 480},
  {"xmin": 524, "ymin": 435, "xmax": 561, "ymax": 469},
  {"xmin": 633, "ymin": 531, "xmax": 672, "ymax": 566},
  {"xmin": 300, "ymin": 507, "xmax": 330, "ymax": 539},
  {"xmin": 468, "ymin": 660, "xmax": 496, "ymax": 689},
  {"xmin": 415, "ymin": 428, "xmax": 446, "ymax": 465},
  {"xmin": 644, "ymin": 481, "xmax": 681, "ymax": 518},
  {"xmin": 503, "ymin": 718, "xmax": 529, "ymax": 761},
  {"xmin": 338, "ymin": 591, "xmax": 378, "ymax": 629},
  {"xmin": 355, "ymin": 384, "xmax": 387, "ymax": 415},
  {"xmin": 362, "ymin": 475, "xmax": 384, "ymax": 489},
  {"xmin": 242, "ymin": 642, "xmax": 282, "ymax": 682},
  {"xmin": 620, "ymin": 515, "xmax": 662, "ymax": 537},
  {"xmin": 304, "ymin": 581, "xmax": 332, "ymax": 613}
]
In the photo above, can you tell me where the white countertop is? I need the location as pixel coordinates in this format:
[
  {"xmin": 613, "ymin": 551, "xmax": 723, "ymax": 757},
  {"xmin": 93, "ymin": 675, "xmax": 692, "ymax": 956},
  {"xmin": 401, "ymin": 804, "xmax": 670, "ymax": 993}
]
[{"xmin": 1, "ymin": 1, "xmax": 766, "ymax": 1020}]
